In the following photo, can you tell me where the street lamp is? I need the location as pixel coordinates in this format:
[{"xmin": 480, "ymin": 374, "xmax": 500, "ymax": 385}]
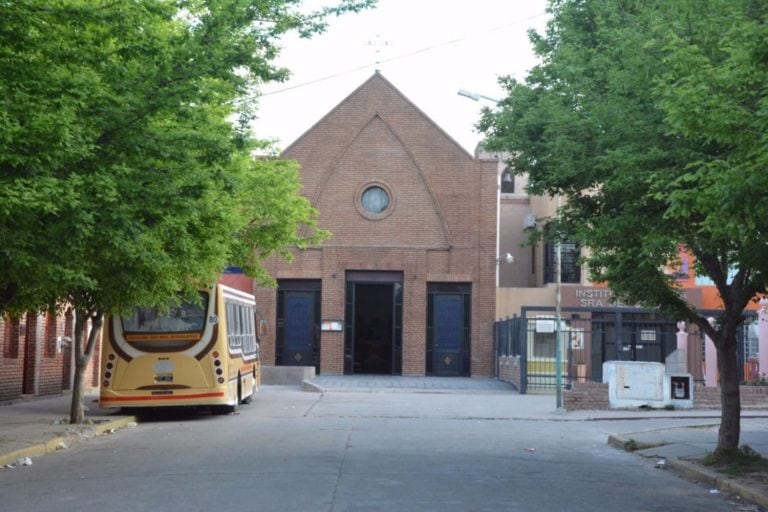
[
  {"xmin": 555, "ymin": 194, "xmax": 563, "ymax": 409},
  {"xmin": 457, "ymin": 89, "xmax": 503, "ymax": 287},
  {"xmin": 459, "ymin": 88, "xmax": 564, "ymax": 408},
  {"xmin": 457, "ymin": 89, "xmax": 501, "ymax": 103}
]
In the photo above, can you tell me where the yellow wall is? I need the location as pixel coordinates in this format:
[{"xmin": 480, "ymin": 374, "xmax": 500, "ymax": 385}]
[{"xmin": 496, "ymin": 287, "xmax": 555, "ymax": 319}]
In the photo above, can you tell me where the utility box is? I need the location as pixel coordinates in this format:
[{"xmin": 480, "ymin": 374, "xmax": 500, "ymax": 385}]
[
  {"xmin": 603, "ymin": 361, "xmax": 665, "ymax": 408},
  {"xmin": 603, "ymin": 362, "xmax": 694, "ymax": 409},
  {"xmin": 665, "ymin": 374, "xmax": 694, "ymax": 409}
]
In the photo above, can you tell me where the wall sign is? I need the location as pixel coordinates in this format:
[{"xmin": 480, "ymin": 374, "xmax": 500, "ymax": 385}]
[{"xmin": 321, "ymin": 320, "xmax": 343, "ymax": 332}]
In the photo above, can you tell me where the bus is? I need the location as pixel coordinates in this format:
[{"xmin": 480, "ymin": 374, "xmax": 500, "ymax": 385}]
[{"xmin": 99, "ymin": 284, "xmax": 260, "ymax": 413}]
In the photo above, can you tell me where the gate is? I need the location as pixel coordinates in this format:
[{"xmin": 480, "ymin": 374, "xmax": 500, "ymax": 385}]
[
  {"xmin": 495, "ymin": 307, "xmax": 680, "ymax": 393},
  {"xmin": 690, "ymin": 311, "xmax": 758, "ymax": 384},
  {"xmin": 496, "ymin": 307, "xmax": 762, "ymax": 393},
  {"xmin": 495, "ymin": 316, "xmax": 526, "ymax": 393}
]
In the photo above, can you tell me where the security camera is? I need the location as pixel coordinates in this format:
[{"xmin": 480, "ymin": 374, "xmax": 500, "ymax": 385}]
[{"xmin": 498, "ymin": 253, "xmax": 514, "ymax": 264}]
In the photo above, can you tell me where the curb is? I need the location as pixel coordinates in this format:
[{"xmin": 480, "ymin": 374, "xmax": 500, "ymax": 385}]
[
  {"xmin": 0, "ymin": 415, "xmax": 137, "ymax": 468},
  {"xmin": 667, "ymin": 459, "xmax": 768, "ymax": 510},
  {"xmin": 608, "ymin": 433, "xmax": 768, "ymax": 509},
  {"xmin": 301, "ymin": 380, "xmax": 324, "ymax": 393}
]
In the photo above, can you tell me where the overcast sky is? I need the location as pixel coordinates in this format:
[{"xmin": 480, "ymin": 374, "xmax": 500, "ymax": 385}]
[{"xmin": 251, "ymin": 0, "xmax": 550, "ymax": 154}]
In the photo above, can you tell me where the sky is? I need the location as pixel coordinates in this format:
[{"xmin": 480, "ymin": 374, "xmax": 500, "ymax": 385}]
[{"xmin": 251, "ymin": 0, "xmax": 550, "ymax": 154}]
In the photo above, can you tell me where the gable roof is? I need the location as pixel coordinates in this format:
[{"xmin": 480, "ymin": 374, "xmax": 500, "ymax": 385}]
[{"xmin": 282, "ymin": 71, "xmax": 473, "ymax": 159}]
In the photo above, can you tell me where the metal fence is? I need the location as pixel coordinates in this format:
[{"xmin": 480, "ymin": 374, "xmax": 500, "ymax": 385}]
[{"xmin": 495, "ymin": 307, "xmax": 757, "ymax": 393}]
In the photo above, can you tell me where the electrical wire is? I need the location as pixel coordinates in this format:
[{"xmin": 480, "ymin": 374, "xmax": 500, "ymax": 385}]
[{"xmin": 260, "ymin": 12, "xmax": 547, "ymax": 97}]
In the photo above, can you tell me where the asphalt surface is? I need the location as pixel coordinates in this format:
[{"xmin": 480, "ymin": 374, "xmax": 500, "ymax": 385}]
[{"xmin": 1, "ymin": 376, "xmax": 767, "ymax": 508}]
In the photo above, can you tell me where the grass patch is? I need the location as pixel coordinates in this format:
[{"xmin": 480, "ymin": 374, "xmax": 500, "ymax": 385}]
[
  {"xmin": 702, "ymin": 445, "xmax": 768, "ymax": 477},
  {"xmin": 623, "ymin": 438, "xmax": 669, "ymax": 452}
]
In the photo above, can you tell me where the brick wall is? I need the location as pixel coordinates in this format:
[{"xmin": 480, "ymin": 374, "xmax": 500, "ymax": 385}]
[
  {"xmin": 0, "ymin": 310, "xmax": 100, "ymax": 402},
  {"xmin": 0, "ymin": 317, "xmax": 24, "ymax": 402},
  {"xmin": 255, "ymin": 73, "xmax": 497, "ymax": 377},
  {"xmin": 563, "ymin": 381, "xmax": 610, "ymax": 410},
  {"xmin": 694, "ymin": 384, "xmax": 768, "ymax": 409},
  {"xmin": 560, "ymin": 382, "xmax": 768, "ymax": 410},
  {"xmin": 498, "ymin": 355, "xmax": 521, "ymax": 389},
  {"xmin": 37, "ymin": 312, "xmax": 64, "ymax": 396}
]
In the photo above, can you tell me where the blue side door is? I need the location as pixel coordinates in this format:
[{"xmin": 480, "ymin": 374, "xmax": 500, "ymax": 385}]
[
  {"xmin": 432, "ymin": 294, "xmax": 466, "ymax": 376},
  {"xmin": 283, "ymin": 291, "xmax": 315, "ymax": 366}
]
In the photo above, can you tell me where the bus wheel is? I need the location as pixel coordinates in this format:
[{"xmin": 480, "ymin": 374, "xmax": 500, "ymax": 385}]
[{"xmin": 213, "ymin": 403, "xmax": 237, "ymax": 415}]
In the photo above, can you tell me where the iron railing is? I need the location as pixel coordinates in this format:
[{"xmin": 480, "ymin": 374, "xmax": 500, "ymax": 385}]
[{"xmin": 494, "ymin": 307, "xmax": 757, "ymax": 394}]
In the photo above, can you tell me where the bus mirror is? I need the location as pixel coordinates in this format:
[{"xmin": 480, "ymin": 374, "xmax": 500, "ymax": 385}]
[{"xmin": 209, "ymin": 315, "xmax": 219, "ymax": 325}]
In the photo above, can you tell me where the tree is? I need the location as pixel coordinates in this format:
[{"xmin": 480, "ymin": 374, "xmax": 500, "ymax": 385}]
[
  {"xmin": 479, "ymin": 0, "xmax": 768, "ymax": 456},
  {"xmin": 0, "ymin": 0, "xmax": 372, "ymax": 423}
]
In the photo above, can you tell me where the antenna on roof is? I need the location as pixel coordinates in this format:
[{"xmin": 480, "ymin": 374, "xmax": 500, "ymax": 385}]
[{"xmin": 365, "ymin": 34, "xmax": 391, "ymax": 67}]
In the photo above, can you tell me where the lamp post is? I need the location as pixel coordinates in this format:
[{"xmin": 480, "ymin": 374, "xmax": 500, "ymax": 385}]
[
  {"xmin": 459, "ymin": 88, "xmax": 564, "ymax": 408},
  {"xmin": 458, "ymin": 89, "xmax": 503, "ymax": 286},
  {"xmin": 555, "ymin": 194, "xmax": 563, "ymax": 409},
  {"xmin": 457, "ymin": 89, "xmax": 501, "ymax": 103}
]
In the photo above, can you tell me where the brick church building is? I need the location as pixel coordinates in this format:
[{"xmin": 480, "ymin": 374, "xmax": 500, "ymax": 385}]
[
  {"xmin": 0, "ymin": 72, "xmax": 498, "ymax": 402},
  {"xmin": 254, "ymin": 72, "xmax": 498, "ymax": 377}
]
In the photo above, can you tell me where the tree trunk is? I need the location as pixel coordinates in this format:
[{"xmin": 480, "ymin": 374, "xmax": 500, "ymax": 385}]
[
  {"xmin": 70, "ymin": 354, "xmax": 87, "ymax": 424},
  {"xmin": 715, "ymin": 326, "xmax": 741, "ymax": 456},
  {"xmin": 69, "ymin": 308, "xmax": 103, "ymax": 424}
]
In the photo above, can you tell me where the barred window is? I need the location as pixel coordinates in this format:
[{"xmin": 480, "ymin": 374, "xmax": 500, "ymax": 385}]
[
  {"xmin": 544, "ymin": 242, "xmax": 581, "ymax": 284},
  {"xmin": 501, "ymin": 167, "xmax": 514, "ymax": 194}
]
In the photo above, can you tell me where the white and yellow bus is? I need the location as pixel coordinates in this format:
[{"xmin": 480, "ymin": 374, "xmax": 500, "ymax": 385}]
[{"xmin": 100, "ymin": 284, "xmax": 260, "ymax": 413}]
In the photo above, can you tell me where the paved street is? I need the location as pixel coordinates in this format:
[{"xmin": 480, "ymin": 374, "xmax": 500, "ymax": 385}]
[{"xmin": 0, "ymin": 386, "xmax": 762, "ymax": 512}]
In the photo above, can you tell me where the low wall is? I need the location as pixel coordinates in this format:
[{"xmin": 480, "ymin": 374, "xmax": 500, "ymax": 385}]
[
  {"xmin": 260, "ymin": 365, "xmax": 316, "ymax": 385},
  {"xmin": 498, "ymin": 356, "xmax": 522, "ymax": 390},
  {"xmin": 694, "ymin": 385, "xmax": 768, "ymax": 409},
  {"xmin": 563, "ymin": 381, "xmax": 768, "ymax": 410},
  {"xmin": 564, "ymin": 382, "xmax": 610, "ymax": 410}
]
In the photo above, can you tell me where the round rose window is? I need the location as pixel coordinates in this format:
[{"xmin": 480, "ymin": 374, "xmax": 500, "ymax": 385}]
[{"xmin": 361, "ymin": 185, "xmax": 390, "ymax": 214}]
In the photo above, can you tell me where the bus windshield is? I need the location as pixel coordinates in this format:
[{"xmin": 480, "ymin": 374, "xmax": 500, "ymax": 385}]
[{"xmin": 122, "ymin": 293, "xmax": 208, "ymax": 334}]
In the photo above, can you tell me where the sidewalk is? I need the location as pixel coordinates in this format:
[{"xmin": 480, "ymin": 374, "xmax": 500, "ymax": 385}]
[
  {"xmin": 2, "ymin": 380, "xmax": 768, "ymax": 509},
  {"xmin": 607, "ymin": 418, "xmax": 768, "ymax": 509},
  {"xmin": 0, "ymin": 393, "xmax": 136, "ymax": 467}
]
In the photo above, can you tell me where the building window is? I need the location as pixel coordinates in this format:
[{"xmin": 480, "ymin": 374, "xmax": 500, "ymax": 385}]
[
  {"xmin": 45, "ymin": 312, "xmax": 57, "ymax": 358},
  {"xmin": 356, "ymin": 181, "xmax": 395, "ymax": 220},
  {"xmin": 544, "ymin": 242, "xmax": 581, "ymax": 284},
  {"xmin": 3, "ymin": 316, "xmax": 21, "ymax": 359},
  {"xmin": 361, "ymin": 186, "xmax": 389, "ymax": 213},
  {"xmin": 500, "ymin": 167, "xmax": 514, "ymax": 194}
]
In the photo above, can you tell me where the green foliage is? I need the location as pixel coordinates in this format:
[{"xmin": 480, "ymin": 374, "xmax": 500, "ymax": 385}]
[
  {"xmin": 480, "ymin": 0, "xmax": 768, "ymax": 321},
  {"xmin": 702, "ymin": 445, "xmax": 768, "ymax": 476},
  {"xmin": 742, "ymin": 375, "xmax": 768, "ymax": 387},
  {"xmin": 479, "ymin": 0, "xmax": 767, "ymax": 452},
  {"xmin": 0, "ymin": 0, "xmax": 371, "ymax": 316},
  {"xmin": 624, "ymin": 439, "xmax": 639, "ymax": 452},
  {"xmin": 0, "ymin": 0, "xmax": 372, "ymax": 422}
]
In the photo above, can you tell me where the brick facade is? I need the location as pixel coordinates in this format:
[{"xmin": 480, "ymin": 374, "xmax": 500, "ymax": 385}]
[
  {"xmin": 255, "ymin": 73, "xmax": 497, "ymax": 377},
  {"xmin": 563, "ymin": 382, "xmax": 611, "ymax": 411},
  {"xmin": 0, "ymin": 310, "xmax": 99, "ymax": 403},
  {"xmin": 694, "ymin": 384, "xmax": 768, "ymax": 410}
]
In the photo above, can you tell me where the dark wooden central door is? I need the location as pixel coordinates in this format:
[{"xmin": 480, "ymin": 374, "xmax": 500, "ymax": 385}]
[{"xmin": 344, "ymin": 271, "xmax": 403, "ymax": 375}]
